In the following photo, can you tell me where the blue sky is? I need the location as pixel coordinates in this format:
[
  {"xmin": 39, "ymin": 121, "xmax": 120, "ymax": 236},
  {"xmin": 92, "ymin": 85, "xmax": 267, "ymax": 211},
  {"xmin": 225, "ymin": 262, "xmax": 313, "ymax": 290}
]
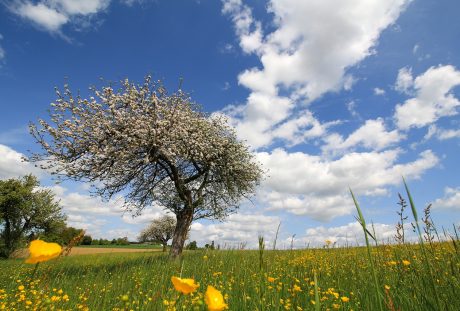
[{"xmin": 0, "ymin": 0, "xmax": 459, "ymax": 248}]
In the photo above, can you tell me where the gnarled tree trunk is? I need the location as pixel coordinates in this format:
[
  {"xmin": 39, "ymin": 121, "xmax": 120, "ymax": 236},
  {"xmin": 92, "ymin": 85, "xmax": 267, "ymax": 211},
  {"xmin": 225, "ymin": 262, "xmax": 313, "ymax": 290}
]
[{"xmin": 169, "ymin": 208, "xmax": 193, "ymax": 258}]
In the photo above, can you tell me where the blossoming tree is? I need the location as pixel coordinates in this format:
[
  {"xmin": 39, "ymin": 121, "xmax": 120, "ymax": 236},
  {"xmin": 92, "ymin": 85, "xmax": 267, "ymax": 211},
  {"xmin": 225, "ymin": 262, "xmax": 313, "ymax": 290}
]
[
  {"xmin": 138, "ymin": 215, "xmax": 176, "ymax": 252},
  {"xmin": 29, "ymin": 76, "xmax": 262, "ymax": 258}
]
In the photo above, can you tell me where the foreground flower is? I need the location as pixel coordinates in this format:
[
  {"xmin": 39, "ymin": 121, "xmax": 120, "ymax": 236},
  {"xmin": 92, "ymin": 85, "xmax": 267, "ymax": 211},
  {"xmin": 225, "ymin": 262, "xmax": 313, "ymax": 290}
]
[
  {"xmin": 25, "ymin": 240, "xmax": 62, "ymax": 264},
  {"xmin": 205, "ymin": 285, "xmax": 227, "ymax": 311},
  {"xmin": 171, "ymin": 276, "xmax": 199, "ymax": 294}
]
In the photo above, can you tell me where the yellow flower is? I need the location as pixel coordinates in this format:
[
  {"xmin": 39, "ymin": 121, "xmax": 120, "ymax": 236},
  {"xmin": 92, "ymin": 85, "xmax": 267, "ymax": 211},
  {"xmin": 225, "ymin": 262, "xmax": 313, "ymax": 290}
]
[
  {"xmin": 171, "ymin": 276, "xmax": 199, "ymax": 294},
  {"xmin": 267, "ymin": 277, "xmax": 276, "ymax": 283},
  {"xmin": 18, "ymin": 285, "xmax": 25, "ymax": 291},
  {"xmin": 402, "ymin": 260, "xmax": 411, "ymax": 266},
  {"xmin": 205, "ymin": 285, "xmax": 227, "ymax": 311},
  {"xmin": 384, "ymin": 285, "xmax": 391, "ymax": 290},
  {"xmin": 341, "ymin": 296, "xmax": 350, "ymax": 302},
  {"xmin": 203, "ymin": 255, "xmax": 208, "ymax": 260},
  {"xmin": 293, "ymin": 284, "xmax": 302, "ymax": 292},
  {"xmin": 25, "ymin": 240, "xmax": 62, "ymax": 264}
]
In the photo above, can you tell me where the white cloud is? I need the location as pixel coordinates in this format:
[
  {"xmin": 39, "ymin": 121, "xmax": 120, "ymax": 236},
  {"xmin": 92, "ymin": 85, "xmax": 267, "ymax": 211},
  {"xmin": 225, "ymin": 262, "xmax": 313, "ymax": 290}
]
[
  {"xmin": 433, "ymin": 187, "xmax": 460, "ymax": 211},
  {"xmin": 374, "ymin": 87, "xmax": 385, "ymax": 95},
  {"xmin": 0, "ymin": 34, "xmax": 5, "ymax": 64},
  {"xmin": 10, "ymin": 0, "xmax": 110, "ymax": 33},
  {"xmin": 395, "ymin": 65, "xmax": 460, "ymax": 130},
  {"xmin": 222, "ymin": 0, "xmax": 411, "ymax": 148},
  {"xmin": 47, "ymin": 184, "xmax": 126, "ymax": 216},
  {"xmin": 190, "ymin": 213, "xmax": 280, "ymax": 248},
  {"xmin": 50, "ymin": 0, "xmax": 110, "ymax": 15},
  {"xmin": 395, "ymin": 66, "xmax": 414, "ymax": 94},
  {"xmin": 424, "ymin": 124, "xmax": 460, "ymax": 141},
  {"xmin": 14, "ymin": 2, "xmax": 69, "ymax": 32},
  {"xmin": 322, "ymin": 118, "xmax": 405, "ymax": 155},
  {"xmin": 346, "ymin": 101, "xmax": 360, "ymax": 118},
  {"xmin": 0, "ymin": 144, "xmax": 43, "ymax": 179},
  {"xmin": 256, "ymin": 147, "xmax": 438, "ymax": 220},
  {"xmin": 296, "ymin": 222, "xmax": 398, "ymax": 247}
]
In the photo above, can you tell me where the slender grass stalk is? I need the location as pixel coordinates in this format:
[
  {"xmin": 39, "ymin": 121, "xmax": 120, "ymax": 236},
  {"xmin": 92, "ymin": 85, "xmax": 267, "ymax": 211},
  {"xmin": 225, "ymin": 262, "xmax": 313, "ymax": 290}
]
[
  {"xmin": 403, "ymin": 178, "xmax": 441, "ymax": 310},
  {"xmin": 350, "ymin": 189, "xmax": 384, "ymax": 311},
  {"xmin": 314, "ymin": 271, "xmax": 320, "ymax": 311},
  {"xmin": 273, "ymin": 222, "xmax": 281, "ymax": 251},
  {"xmin": 258, "ymin": 235, "xmax": 265, "ymax": 271}
]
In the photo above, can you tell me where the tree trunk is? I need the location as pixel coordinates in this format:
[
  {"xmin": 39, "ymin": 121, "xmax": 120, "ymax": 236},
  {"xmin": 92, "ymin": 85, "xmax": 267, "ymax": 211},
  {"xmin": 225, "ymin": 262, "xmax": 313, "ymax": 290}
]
[
  {"xmin": 169, "ymin": 208, "xmax": 193, "ymax": 259},
  {"xmin": 1, "ymin": 217, "xmax": 14, "ymax": 258}
]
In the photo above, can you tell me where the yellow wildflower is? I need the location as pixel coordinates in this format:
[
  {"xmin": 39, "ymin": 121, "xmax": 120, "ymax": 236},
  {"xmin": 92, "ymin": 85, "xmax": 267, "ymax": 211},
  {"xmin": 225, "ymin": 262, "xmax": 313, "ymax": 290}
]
[
  {"xmin": 171, "ymin": 276, "xmax": 199, "ymax": 294},
  {"xmin": 402, "ymin": 260, "xmax": 411, "ymax": 266},
  {"xmin": 341, "ymin": 296, "xmax": 350, "ymax": 302},
  {"xmin": 205, "ymin": 285, "xmax": 227, "ymax": 311},
  {"xmin": 25, "ymin": 240, "xmax": 62, "ymax": 264},
  {"xmin": 18, "ymin": 285, "xmax": 25, "ymax": 291},
  {"xmin": 267, "ymin": 277, "xmax": 276, "ymax": 283}
]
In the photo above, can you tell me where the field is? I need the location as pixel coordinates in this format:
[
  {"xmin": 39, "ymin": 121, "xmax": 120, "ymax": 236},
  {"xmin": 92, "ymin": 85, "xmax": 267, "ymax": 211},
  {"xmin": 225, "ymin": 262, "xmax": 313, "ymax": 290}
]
[{"xmin": 0, "ymin": 240, "xmax": 459, "ymax": 310}]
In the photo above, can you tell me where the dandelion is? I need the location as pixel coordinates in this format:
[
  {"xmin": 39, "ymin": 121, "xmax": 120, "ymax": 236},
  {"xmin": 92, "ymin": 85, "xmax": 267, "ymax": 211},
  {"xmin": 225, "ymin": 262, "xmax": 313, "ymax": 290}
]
[
  {"xmin": 205, "ymin": 285, "xmax": 227, "ymax": 311},
  {"xmin": 402, "ymin": 260, "xmax": 411, "ymax": 266},
  {"xmin": 267, "ymin": 277, "xmax": 276, "ymax": 283},
  {"xmin": 25, "ymin": 240, "xmax": 62, "ymax": 264},
  {"xmin": 18, "ymin": 285, "xmax": 25, "ymax": 291},
  {"xmin": 171, "ymin": 276, "xmax": 199, "ymax": 294}
]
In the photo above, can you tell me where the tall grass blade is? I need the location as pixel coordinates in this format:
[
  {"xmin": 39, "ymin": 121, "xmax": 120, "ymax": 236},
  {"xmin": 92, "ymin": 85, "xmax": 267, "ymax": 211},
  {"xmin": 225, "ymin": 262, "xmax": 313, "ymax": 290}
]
[
  {"xmin": 403, "ymin": 178, "xmax": 442, "ymax": 310},
  {"xmin": 350, "ymin": 189, "xmax": 384, "ymax": 311}
]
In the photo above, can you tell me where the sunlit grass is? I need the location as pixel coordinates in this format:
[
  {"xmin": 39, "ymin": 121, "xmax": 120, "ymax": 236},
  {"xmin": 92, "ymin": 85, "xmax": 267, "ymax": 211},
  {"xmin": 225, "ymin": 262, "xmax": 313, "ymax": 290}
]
[
  {"xmin": 0, "ymin": 241, "xmax": 459, "ymax": 310},
  {"xmin": 1, "ymin": 183, "xmax": 459, "ymax": 310}
]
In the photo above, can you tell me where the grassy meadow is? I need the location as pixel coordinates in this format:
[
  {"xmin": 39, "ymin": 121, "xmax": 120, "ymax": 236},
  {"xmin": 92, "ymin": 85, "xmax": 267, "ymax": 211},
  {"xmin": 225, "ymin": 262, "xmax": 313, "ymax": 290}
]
[
  {"xmin": 0, "ymin": 240, "xmax": 459, "ymax": 310},
  {"xmin": 1, "ymin": 186, "xmax": 459, "ymax": 310}
]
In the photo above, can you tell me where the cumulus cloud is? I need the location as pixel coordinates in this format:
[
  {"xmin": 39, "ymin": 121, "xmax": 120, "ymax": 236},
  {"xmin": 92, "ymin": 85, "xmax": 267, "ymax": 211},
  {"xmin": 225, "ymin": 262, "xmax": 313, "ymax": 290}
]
[
  {"xmin": 0, "ymin": 144, "xmax": 43, "ymax": 179},
  {"xmin": 395, "ymin": 66, "xmax": 414, "ymax": 94},
  {"xmin": 256, "ymin": 147, "xmax": 438, "ymax": 221},
  {"xmin": 190, "ymin": 213, "xmax": 280, "ymax": 248},
  {"xmin": 433, "ymin": 187, "xmax": 460, "ymax": 211},
  {"xmin": 394, "ymin": 65, "xmax": 460, "ymax": 130},
  {"xmin": 9, "ymin": 0, "xmax": 110, "ymax": 33},
  {"xmin": 374, "ymin": 87, "xmax": 386, "ymax": 96},
  {"xmin": 424, "ymin": 124, "xmax": 460, "ymax": 141},
  {"xmin": 47, "ymin": 184, "xmax": 126, "ymax": 216},
  {"xmin": 295, "ymin": 222, "xmax": 398, "ymax": 247},
  {"xmin": 222, "ymin": 0, "xmax": 411, "ymax": 148},
  {"xmin": 322, "ymin": 118, "xmax": 405, "ymax": 155}
]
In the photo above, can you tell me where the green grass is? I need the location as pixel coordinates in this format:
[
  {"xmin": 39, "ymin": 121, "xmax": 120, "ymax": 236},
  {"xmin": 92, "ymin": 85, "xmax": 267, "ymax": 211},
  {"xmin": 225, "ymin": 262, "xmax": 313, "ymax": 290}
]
[{"xmin": 0, "ymin": 243, "xmax": 459, "ymax": 310}]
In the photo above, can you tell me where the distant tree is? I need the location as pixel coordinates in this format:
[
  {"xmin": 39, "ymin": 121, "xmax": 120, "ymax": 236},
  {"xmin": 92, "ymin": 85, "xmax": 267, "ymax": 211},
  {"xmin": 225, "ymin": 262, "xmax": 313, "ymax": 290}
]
[
  {"xmin": 91, "ymin": 239, "xmax": 100, "ymax": 245},
  {"xmin": 81, "ymin": 235, "xmax": 92, "ymax": 245},
  {"xmin": 139, "ymin": 215, "xmax": 176, "ymax": 252},
  {"xmin": 41, "ymin": 225, "xmax": 85, "ymax": 246},
  {"xmin": 116, "ymin": 237, "xmax": 129, "ymax": 245},
  {"xmin": 111, "ymin": 238, "xmax": 117, "ymax": 245},
  {"xmin": 0, "ymin": 175, "xmax": 66, "ymax": 258},
  {"xmin": 186, "ymin": 240, "xmax": 198, "ymax": 250},
  {"xmin": 29, "ymin": 77, "xmax": 263, "ymax": 258}
]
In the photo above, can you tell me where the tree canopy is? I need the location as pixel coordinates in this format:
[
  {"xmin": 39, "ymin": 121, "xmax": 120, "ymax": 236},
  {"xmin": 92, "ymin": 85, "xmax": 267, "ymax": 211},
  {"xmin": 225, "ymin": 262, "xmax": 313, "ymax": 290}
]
[
  {"xmin": 0, "ymin": 175, "xmax": 66, "ymax": 258},
  {"xmin": 29, "ymin": 76, "xmax": 263, "ymax": 257},
  {"xmin": 138, "ymin": 215, "xmax": 176, "ymax": 252}
]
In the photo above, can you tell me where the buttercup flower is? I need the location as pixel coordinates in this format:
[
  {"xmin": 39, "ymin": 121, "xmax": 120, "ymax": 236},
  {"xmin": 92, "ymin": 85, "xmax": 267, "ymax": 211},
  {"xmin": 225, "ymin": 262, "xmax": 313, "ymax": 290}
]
[
  {"xmin": 171, "ymin": 276, "xmax": 199, "ymax": 294},
  {"xmin": 205, "ymin": 285, "xmax": 227, "ymax": 311},
  {"xmin": 25, "ymin": 240, "xmax": 62, "ymax": 264}
]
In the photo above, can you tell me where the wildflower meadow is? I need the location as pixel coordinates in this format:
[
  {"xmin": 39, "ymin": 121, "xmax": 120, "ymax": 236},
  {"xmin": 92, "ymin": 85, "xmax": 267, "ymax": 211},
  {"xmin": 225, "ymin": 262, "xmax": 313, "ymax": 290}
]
[{"xmin": 0, "ymin": 184, "xmax": 459, "ymax": 311}]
